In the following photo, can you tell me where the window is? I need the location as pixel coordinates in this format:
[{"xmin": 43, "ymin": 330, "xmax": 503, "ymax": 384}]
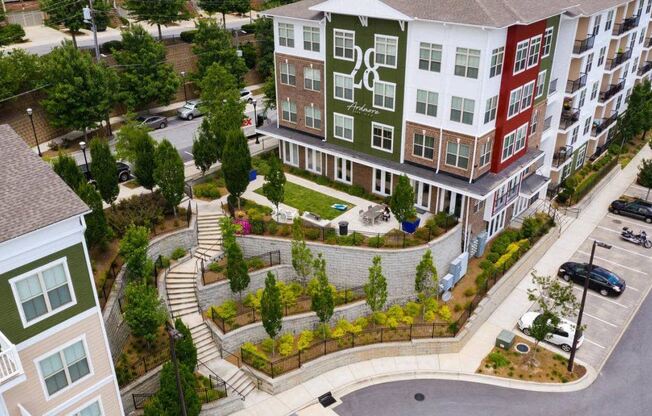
[
  {"xmin": 484, "ymin": 95, "xmax": 498, "ymax": 123},
  {"xmin": 570, "ymin": 125, "xmax": 579, "ymax": 144},
  {"xmin": 521, "ymin": 81, "xmax": 535, "ymax": 110},
  {"xmin": 304, "ymin": 67, "xmax": 321, "ymax": 91},
  {"xmin": 375, "ymin": 35, "xmax": 398, "ymax": 67},
  {"xmin": 640, "ymin": 28, "xmax": 646, "ymax": 44},
  {"xmin": 514, "ymin": 124, "xmax": 527, "ymax": 153},
  {"xmin": 576, "ymin": 146, "xmax": 586, "ymax": 168},
  {"xmin": 334, "ymin": 29, "xmax": 354, "ymax": 60},
  {"xmin": 647, "ymin": 0, "xmax": 652, "ymax": 13},
  {"xmin": 334, "ymin": 73, "xmax": 353, "ymax": 102},
  {"xmin": 413, "ymin": 133, "xmax": 435, "ymax": 159},
  {"xmin": 39, "ymin": 339, "xmax": 90, "ymax": 396},
  {"xmin": 335, "ymin": 157, "xmax": 352, "ymax": 183},
  {"xmin": 501, "ymin": 124, "xmax": 528, "ymax": 161},
  {"xmin": 333, "ymin": 113, "xmax": 353, "ymax": 141},
  {"xmin": 280, "ymin": 62, "xmax": 296, "ymax": 86},
  {"xmin": 531, "ymin": 109, "xmax": 539, "ymax": 134},
  {"xmin": 373, "ymin": 81, "xmax": 396, "ymax": 111},
  {"xmin": 606, "ymin": 10, "xmax": 614, "ymax": 31},
  {"xmin": 281, "ymin": 100, "xmax": 297, "ymax": 123},
  {"xmin": 585, "ymin": 52, "xmax": 594, "ymax": 73},
  {"xmin": 283, "ymin": 141, "xmax": 299, "ymax": 166},
  {"xmin": 508, "ymin": 87, "xmax": 522, "ymax": 118},
  {"xmin": 633, "ymin": 57, "xmax": 639, "ymax": 74},
  {"xmin": 473, "ymin": 199, "xmax": 485, "ymax": 214},
  {"xmin": 583, "ymin": 117, "xmax": 592, "ymax": 135},
  {"xmin": 304, "ymin": 105, "xmax": 321, "ymax": 130},
  {"xmin": 598, "ymin": 46, "xmax": 606, "ymax": 66},
  {"xmin": 419, "ymin": 42, "xmax": 442, "ymax": 72},
  {"xmin": 591, "ymin": 81, "xmax": 599, "ymax": 100},
  {"xmin": 514, "ymin": 40, "xmax": 529, "ymax": 73},
  {"xmin": 490, "ymin": 47, "xmax": 504, "ymax": 77},
  {"xmin": 578, "ymin": 88, "xmax": 587, "ymax": 108},
  {"xmin": 455, "ymin": 47, "xmax": 480, "ymax": 78},
  {"xmin": 305, "ymin": 148, "xmax": 322, "ymax": 174},
  {"xmin": 592, "ymin": 15, "xmax": 602, "ymax": 36},
  {"xmin": 445, "ymin": 141, "xmax": 470, "ymax": 169},
  {"xmin": 561, "ymin": 162, "xmax": 572, "ymax": 181},
  {"xmin": 527, "ymin": 36, "xmax": 542, "ymax": 68},
  {"xmin": 303, "ymin": 26, "xmax": 320, "ymax": 51},
  {"xmin": 70, "ymin": 400, "xmax": 102, "ymax": 416},
  {"xmin": 479, "ymin": 140, "xmax": 492, "ymax": 167},
  {"xmin": 416, "ymin": 89, "xmax": 438, "ymax": 117},
  {"xmin": 543, "ymin": 27, "xmax": 554, "ymax": 58},
  {"xmin": 11, "ymin": 259, "xmax": 74, "ymax": 326},
  {"xmin": 616, "ymin": 94, "xmax": 623, "ymax": 111},
  {"xmin": 278, "ymin": 23, "xmax": 294, "ymax": 47},
  {"xmin": 373, "ymin": 169, "xmax": 392, "ymax": 196},
  {"xmin": 502, "ymin": 131, "xmax": 516, "ymax": 161},
  {"xmin": 535, "ymin": 70, "xmax": 547, "ymax": 98},
  {"xmin": 371, "ymin": 122, "xmax": 393, "ymax": 152},
  {"xmin": 450, "ymin": 96, "xmax": 474, "ymax": 125}
]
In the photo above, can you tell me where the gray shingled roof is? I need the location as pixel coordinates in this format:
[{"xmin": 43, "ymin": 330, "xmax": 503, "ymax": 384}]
[
  {"xmin": 0, "ymin": 125, "xmax": 89, "ymax": 244},
  {"xmin": 263, "ymin": 0, "xmax": 325, "ymax": 20}
]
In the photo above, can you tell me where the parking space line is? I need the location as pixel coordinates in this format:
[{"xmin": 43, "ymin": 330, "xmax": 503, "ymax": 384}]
[
  {"xmin": 577, "ymin": 250, "xmax": 649, "ymax": 275},
  {"xmin": 575, "ymin": 288, "xmax": 630, "ymax": 308},
  {"xmin": 583, "ymin": 312, "xmax": 618, "ymax": 328},
  {"xmin": 584, "ymin": 338, "xmax": 607, "ymax": 349},
  {"xmin": 597, "ymin": 225, "xmax": 622, "ymax": 234},
  {"xmin": 607, "ymin": 215, "xmax": 652, "ymax": 231},
  {"xmin": 627, "ymin": 285, "xmax": 641, "ymax": 292},
  {"xmin": 596, "ymin": 240, "xmax": 652, "ymax": 260}
]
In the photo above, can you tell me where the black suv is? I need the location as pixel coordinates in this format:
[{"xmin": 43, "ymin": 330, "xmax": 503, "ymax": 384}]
[
  {"xmin": 558, "ymin": 262, "xmax": 626, "ymax": 296},
  {"xmin": 609, "ymin": 199, "xmax": 652, "ymax": 223},
  {"xmin": 79, "ymin": 162, "xmax": 132, "ymax": 183}
]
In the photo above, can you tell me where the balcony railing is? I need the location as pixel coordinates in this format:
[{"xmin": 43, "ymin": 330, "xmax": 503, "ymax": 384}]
[
  {"xmin": 592, "ymin": 111, "xmax": 619, "ymax": 136},
  {"xmin": 606, "ymin": 49, "xmax": 632, "ymax": 70},
  {"xmin": 543, "ymin": 116, "xmax": 553, "ymax": 132},
  {"xmin": 573, "ymin": 34, "xmax": 596, "ymax": 54},
  {"xmin": 638, "ymin": 61, "xmax": 652, "ymax": 76},
  {"xmin": 646, "ymin": 37, "xmax": 652, "ymax": 48},
  {"xmin": 599, "ymin": 79, "xmax": 625, "ymax": 102},
  {"xmin": 493, "ymin": 186, "xmax": 520, "ymax": 213},
  {"xmin": 613, "ymin": 14, "xmax": 640, "ymax": 36},
  {"xmin": 553, "ymin": 145, "xmax": 573, "ymax": 168},
  {"xmin": 566, "ymin": 73, "xmax": 587, "ymax": 94},
  {"xmin": 0, "ymin": 332, "xmax": 22, "ymax": 385},
  {"xmin": 559, "ymin": 107, "xmax": 580, "ymax": 130}
]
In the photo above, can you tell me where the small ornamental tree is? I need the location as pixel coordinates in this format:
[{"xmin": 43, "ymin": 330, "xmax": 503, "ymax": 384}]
[
  {"xmin": 52, "ymin": 153, "xmax": 85, "ymax": 191},
  {"xmin": 389, "ymin": 174, "xmax": 417, "ymax": 224},
  {"xmin": 154, "ymin": 140, "xmax": 185, "ymax": 215},
  {"xmin": 291, "ymin": 218, "xmax": 313, "ymax": 285},
  {"xmin": 174, "ymin": 318, "xmax": 197, "ymax": 370},
  {"xmin": 120, "ymin": 225, "xmax": 153, "ymax": 280},
  {"xmin": 133, "ymin": 132, "xmax": 158, "ymax": 191},
  {"xmin": 527, "ymin": 273, "xmax": 580, "ymax": 320},
  {"xmin": 261, "ymin": 272, "xmax": 283, "ymax": 355},
  {"xmin": 226, "ymin": 241, "xmax": 250, "ymax": 300},
  {"xmin": 311, "ymin": 254, "xmax": 334, "ymax": 338},
  {"xmin": 89, "ymin": 138, "xmax": 119, "ymax": 205},
  {"xmin": 638, "ymin": 158, "xmax": 652, "ymax": 200},
  {"xmin": 123, "ymin": 281, "xmax": 167, "ymax": 349},
  {"xmin": 222, "ymin": 129, "xmax": 252, "ymax": 208},
  {"xmin": 39, "ymin": 0, "xmax": 84, "ymax": 47},
  {"xmin": 262, "ymin": 155, "xmax": 286, "ymax": 218},
  {"xmin": 77, "ymin": 182, "xmax": 111, "ymax": 248},
  {"xmin": 262, "ymin": 73, "xmax": 277, "ymax": 112},
  {"xmin": 365, "ymin": 256, "xmax": 387, "ymax": 315},
  {"xmin": 528, "ymin": 311, "xmax": 559, "ymax": 367},
  {"xmin": 192, "ymin": 128, "xmax": 219, "ymax": 175},
  {"xmin": 415, "ymin": 249, "xmax": 439, "ymax": 301}
]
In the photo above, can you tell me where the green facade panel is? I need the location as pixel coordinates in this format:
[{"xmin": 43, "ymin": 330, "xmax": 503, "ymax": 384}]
[{"xmin": 536, "ymin": 15, "xmax": 560, "ymax": 104}]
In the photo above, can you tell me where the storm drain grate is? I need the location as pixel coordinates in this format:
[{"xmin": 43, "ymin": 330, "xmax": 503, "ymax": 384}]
[
  {"xmin": 515, "ymin": 343, "xmax": 530, "ymax": 353},
  {"xmin": 414, "ymin": 393, "xmax": 425, "ymax": 401}
]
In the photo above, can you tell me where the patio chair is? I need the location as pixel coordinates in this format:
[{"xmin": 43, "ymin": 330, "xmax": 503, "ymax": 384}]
[
  {"xmin": 284, "ymin": 210, "xmax": 295, "ymax": 222},
  {"xmin": 272, "ymin": 208, "xmax": 287, "ymax": 222}
]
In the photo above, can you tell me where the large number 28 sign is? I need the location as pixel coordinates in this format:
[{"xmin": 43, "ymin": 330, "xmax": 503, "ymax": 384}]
[{"xmin": 350, "ymin": 45, "xmax": 380, "ymax": 92}]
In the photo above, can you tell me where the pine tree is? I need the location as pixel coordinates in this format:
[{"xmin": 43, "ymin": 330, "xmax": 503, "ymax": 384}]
[
  {"xmin": 52, "ymin": 153, "xmax": 85, "ymax": 191},
  {"xmin": 174, "ymin": 318, "xmax": 197, "ymax": 370},
  {"xmin": 154, "ymin": 140, "xmax": 185, "ymax": 216},
  {"xmin": 261, "ymin": 272, "xmax": 282, "ymax": 355},
  {"xmin": 365, "ymin": 256, "xmax": 387, "ymax": 314},
  {"xmin": 89, "ymin": 138, "xmax": 119, "ymax": 205},
  {"xmin": 291, "ymin": 218, "xmax": 313, "ymax": 286},
  {"xmin": 415, "ymin": 249, "xmax": 439, "ymax": 300},
  {"xmin": 226, "ymin": 241, "xmax": 250, "ymax": 300},
  {"xmin": 124, "ymin": 0, "xmax": 189, "ymax": 40},
  {"xmin": 222, "ymin": 129, "xmax": 252, "ymax": 208},
  {"xmin": 311, "ymin": 254, "xmax": 334, "ymax": 338},
  {"xmin": 192, "ymin": 126, "xmax": 219, "ymax": 175},
  {"xmin": 134, "ymin": 132, "xmax": 157, "ymax": 191},
  {"xmin": 389, "ymin": 175, "xmax": 416, "ymax": 224},
  {"xmin": 123, "ymin": 281, "xmax": 168, "ymax": 349},
  {"xmin": 254, "ymin": 17, "xmax": 274, "ymax": 79},
  {"xmin": 147, "ymin": 362, "xmax": 201, "ymax": 416},
  {"xmin": 262, "ymin": 155, "xmax": 286, "ymax": 217},
  {"xmin": 120, "ymin": 226, "xmax": 154, "ymax": 281},
  {"xmin": 199, "ymin": 63, "xmax": 241, "ymax": 110},
  {"xmin": 77, "ymin": 182, "xmax": 110, "ymax": 248}
]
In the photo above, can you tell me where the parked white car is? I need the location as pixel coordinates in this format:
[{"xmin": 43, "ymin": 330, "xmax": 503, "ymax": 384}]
[
  {"xmin": 240, "ymin": 88, "xmax": 253, "ymax": 103},
  {"xmin": 517, "ymin": 311, "xmax": 583, "ymax": 352}
]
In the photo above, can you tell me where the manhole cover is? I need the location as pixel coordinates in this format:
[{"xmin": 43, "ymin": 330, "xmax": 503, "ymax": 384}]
[
  {"xmin": 612, "ymin": 219, "xmax": 622, "ymax": 224},
  {"xmin": 515, "ymin": 343, "xmax": 530, "ymax": 353},
  {"xmin": 414, "ymin": 393, "xmax": 425, "ymax": 401}
]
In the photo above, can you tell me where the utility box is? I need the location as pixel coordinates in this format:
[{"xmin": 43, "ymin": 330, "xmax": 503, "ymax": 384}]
[
  {"xmin": 495, "ymin": 330, "xmax": 515, "ymax": 350},
  {"xmin": 476, "ymin": 231, "xmax": 489, "ymax": 257}
]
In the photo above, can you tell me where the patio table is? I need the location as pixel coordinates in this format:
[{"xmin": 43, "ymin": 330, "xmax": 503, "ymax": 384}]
[{"xmin": 363, "ymin": 205, "xmax": 385, "ymax": 225}]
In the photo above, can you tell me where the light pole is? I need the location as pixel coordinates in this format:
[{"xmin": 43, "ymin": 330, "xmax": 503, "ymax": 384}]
[
  {"xmin": 181, "ymin": 71, "xmax": 188, "ymax": 103},
  {"xmin": 567, "ymin": 239, "xmax": 612, "ymax": 372},
  {"xmin": 168, "ymin": 326, "xmax": 188, "ymax": 416},
  {"xmin": 80, "ymin": 141, "xmax": 90, "ymax": 174},
  {"xmin": 253, "ymin": 99, "xmax": 259, "ymax": 144},
  {"xmin": 26, "ymin": 108, "xmax": 42, "ymax": 157}
]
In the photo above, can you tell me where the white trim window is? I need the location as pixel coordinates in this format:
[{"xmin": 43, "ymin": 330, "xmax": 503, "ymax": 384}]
[
  {"xmin": 303, "ymin": 26, "xmax": 320, "ymax": 52},
  {"xmin": 605, "ymin": 10, "xmax": 614, "ymax": 31},
  {"xmin": 335, "ymin": 157, "xmax": 352, "ymax": 184},
  {"xmin": 530, "ymin": 109, "xmax": 538, "ymax": 134},
  {"xmin": 583, "ymin": 117, "xmax": 592, "ymax": 135},
  {"xmin": 38, "ymin": 338, "xmax": 91, "ymax": 397},
  {"xmin": 280, "ymin": 62, "xmax": 296, "ymax": 86},
  {"xmin": 419, "ymin": 42, "xmax": 442, "ymax": 72},
  {"xmin": 578, "ymin": 88, "xmax": 587, "ymax": 108},
  {"xmin": 527, "ymin": 36, "xmax": 542, "ymax": 68},
  {"xmin": 576, "ymin": 146, "xmax": 586, "ymax": 169},
  {"xmin": 283, "ymin": 141, "xmax": 299, "ymax": 166},
  {"xmin": 445, "ymin": 141, "xmax": 470, "ymax": 169},
  {"xmin": 371, "ymin": 122, "xmax": 394, "ymax": 152},
  {"xmin": 489, "ymin": 47, "xmax": 504, "ymax": 78},
  {"xmin": 570, "ymin": 125, "xmax": 579, "ymax": 144},
  {"xmin": 334, "ymin": 29, "xmax": 355, "ymax": 60},
  {"xmin": 520, "ymin": 81, "xmax": 535, "ymax": 110},
  {"xmin": 416, "ymin": 89, "xmax": 438, "ymax": 117},
  {"xmin": 514, "ymin": 40, "xmax": 529, "ymax": 73},
  {"xmin": 501, "ymin": 131, "xmax": 516, "ymax": 161},
  {"xmin": 281, "ymin": 100, "xmax": 297, "ymax": 123},
  {"xmin": 514, "ymin": 123, "xmax": 528, "ymax": 153},
  {"xmin": 278, "ymin": 23, "xmax": 294, "ymax": 48},
  {"xmin": 542, "ymin": 27, "xmax": 554, "ymax": 58},
  {"xmin": 305, "ymin": 148, "xmax": 322, "ymax": 174},
  {"xmin": 413, "ymin": 132, "xmax": 435, "ymax": 159},
  {"xmin": 592, "ymin": 15, "xmax": 602, "ymax": 36},
  {"xmin": 10, "ymin": 258, "xmax": 76, "ymax": 327},
  {"xmin": 479, "ymin": 140, "xmax": 492, "ymax": 167},
  {"xmin": 507, "ymin": 87, "xmax": 522, "ymax": 118},
  {"xmin": 585, "ymin": 52, "xmax": 594, "ymax": 73},
  {"xmin": 304, "ymin": 105, "xmax": 321, "ymax": 130},
  {"xmin": 484, "ymin": 95, "xmax": 498, "ymax": 123},
  {"xmin": 450, "ymin": 96, "xmax": 474, "ymax": 125},
  {"xmin": 598, "ymin": 46, "xmax": 606, "ymax": 66},
  {"xmin": 455, "ymin": 47, "xmax": 480, "ymax": 79},
  {"xmin": 333, "ymin": 73, "xmax": 354, "ymax": 102},
  {"xmin": 70, "ymin": 398, "xmax": 103, "ymax": 416},
  {"xmin": 373, "ymin": 81, "xmax": 396, "ymax": 111},
  {"xmin": 591, "ymin": 81, "xmax": 599, "ymax": 100},
  {"xmin": 375, "ymin": 35, "xmax": 398, "ymax": 68},
  {"xmin": 535, "ymin": 70, "xmax": 547, "ymax": 98},
  {"xmin": 373, "ymin": 168, "xmax": 392, "ymax": 196},
  {"xmin": 561, "ymin": 162, "xmax": 572, "ymax": 181},
  {"xmin": 333, "ymin": 113, "xmax": 354, "ymax": 141},
  {"xmin": 304, "ymin": 67, "xmax": 321, "ymax": 91}
]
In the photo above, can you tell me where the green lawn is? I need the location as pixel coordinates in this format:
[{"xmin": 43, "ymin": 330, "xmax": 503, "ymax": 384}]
[{"xmin": 255, "ymin": 182, "xmax": 350, "ymax": 220}]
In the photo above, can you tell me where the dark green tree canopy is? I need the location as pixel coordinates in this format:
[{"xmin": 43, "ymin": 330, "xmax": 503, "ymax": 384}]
[
  {"xmin": 226, "ymin": 240, "xmax": 250, "ymax": 298},
  {"xmin": 89, "ymin": 138, "xmax": 120, "ymax": 205},
  {"xmin": 77, "ymin": 181, "xmax": 110, "ymax": 248},
  {"xmin": 154, "ymin": 140, "xmax": 185, "ymax": 214},
  {"xmin": 52, "ymin": 153, "xmax": 85, "ymax": 191},
  {"xmin": 262, "ymin": 155, "xmax": 286, "ymax": 213},
  {"xmin": 261, "ymin": 271, "xmax": 282, "ymax": 344},
  {"xmin": 192, "ymin": 126, "xmax": 220, "ymax": 175},
  {"xmin": 174, "ymin": 318, "xmax": 197, "ymax": 369},
  {"xmin": 124, "ymin": 0, "xmax": 189, "ymax": 40},
  {"xmin": 192, "ymin": 20, "xmax": 247, "ymax": 83},
  {"xmin": 311, "ymin": 254, "xmax": 334, "ymax": 329},
  {"xmin": 222, "ymin": 129, "xmax": 252, "ymax": 204},
  {"xmin": 389, "ymin": 174, "xmax": 417, "ymax": 223},
  {"xmin": 39, "ymin": 0, "xmax": 84, "ymax": 47},
  {"xmin": 254, "ymin": 17, "xmax": 274, "ymax": 79},
  {"xmin": 0, "ymin": 50, "xmax": 42, "ymax": 102},
  {"xmin": 115, "ymin": 120, "xmax": 158, "ymax": 190},
  {"xmin": 146, "ymin": 361, "xmax": 201, "ymax": 416},
  {"xmin": 199, "ymin": 63, "xmax": 241, "ymax": 110},
  {"xmin": 124, "ymin": 281, "xmax": 168, "ymax": 346},
  {"xmin": 638, "ymin": 158, "xmax": 652, "ymax": 200}
]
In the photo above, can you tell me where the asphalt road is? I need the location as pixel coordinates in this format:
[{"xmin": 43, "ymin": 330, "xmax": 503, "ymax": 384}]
[{"xmin": 150, "ymin": 116, "xmax": 203, "ymax": 163}]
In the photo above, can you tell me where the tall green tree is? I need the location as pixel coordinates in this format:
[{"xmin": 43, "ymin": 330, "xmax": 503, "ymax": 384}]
[
  {"xmin": 389, "ymin": 175, "xmax": 416, "ymax": 224},
  {"xmin": 145, "ymin": 361, "xmax": 201, "ymax": 416},
  {"xmin": 262, "ymin": 72, "xmax": 277, "ymax": 112},
  {"xmin": 133, "ymin": 132, "xmax": 158, "ymax": 191},
  {"xmin": 262, "ymin": 155, "xmax": 286, "ymax": 217},
  {"xmin": 77, "ymin": 182, "xmax": 111, "ymax": 248},
  {"xmin": 40, "ymin": 0, "xmax": 84, "ymax": 47},
  {"xmin": 154, "ymin": 140, "xmax": 185, "ymax": 215},
  {"xmin": 52, "ymin": 153, "xmax": 85, "ymax": 191},
  {"xmin": 638, "ymin": 158, "xmax": 652, "ymax": 200},
  {"xmin": 123, "ymin": 281, "xmax": 168, "ymax": 349},
  {"xmin": 120, "ymin": 225, "xmax": 154, "ymax": 280},
  {"xmin": 114, "ymin": 25, "xmax": 181, "ymax": 110},
  {"xmin": 311, "ymin": 254, "xmax": 334, "ymax": 338},
  {"xmin": 0, "ymin": 50, "xmax": 42, "ymax": 102},
  {"xmin": 226, "ymin": 241, "xmax": 250, "ymax": 300},
  {"xmin": 192, "ymin": 129, "xmax": 219, "ymax": 175},
  {"xmin": 365, "ymin": 256, "xmax": 387, "ymax": 314},
  {"xmin": 222, "ymin": 129, "xmax": 251, "ymax": 208},
  {"xmin": 254, "ymin": 17, "xmax": 274, "ymax": 79},
  {"xmin": 174, "ymin": 318, "xmax": 197, "ymax": 369},
  {"xmin": 261, "ymin": 272, "xmax": 282, "ymax": 355},
  {"xmin": 617, "ymin": 80, "xmax": 652, "ymax": 147},
  {"xmin": 198, "ymin": 0, "xmax": 234, "ymax": 27},
  {"xmin": 199, "ymin": 63, "xmax": 241, "ymax": 110},
  {"xmin": 41, "ymin": 41, "xmax": 117, "ymax": 138},
  {"xmin": 124, "ymin": 0, "xmax": 189, "ymax": 40},
  {"xmin": 192, "ymin": 20, "xmax": 247, "ymax": 83},
  {"xmin": 90, "ymin": 138, "xmax": 119, "ymax": 205},
  {"xmin": 291, "ymin": 218, "xmax": 313, "ymax": 285},
  {"xmin": 415, "ymin": 249, "xmax": 438, "ymax": 300},
  {"xmin": 92, "ymin": 0, "xmax": 111, "ymax": 31},
  {"xmin": 115, "ymin": 119, "xmax": 152, "ymax": 162}
]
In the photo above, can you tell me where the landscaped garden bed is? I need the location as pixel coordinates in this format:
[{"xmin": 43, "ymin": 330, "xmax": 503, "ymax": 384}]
[
  {"xmin": 201, "ymin": 250, "xmax": 281, "ymax": 285},
  {"xmin": 192, "ymin": 170, "xmax": 228, "ymax": 201},
  {"xmin": 115, "ymin": 326, "xmax": 170, "ymax": 387},
  {"xmin": 254, "ymin": 181, "xmax": 351, "ymax": 220}
]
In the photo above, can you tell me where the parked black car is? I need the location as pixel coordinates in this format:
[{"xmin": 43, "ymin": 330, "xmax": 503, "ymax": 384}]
[
  {"xmin": 558, "ymin": 262, "xmax": 626, "ymax": 296},
  {"xmin": 609, "ymin": 199, "xmax": 652, "ymax": 223},
  {"xmin": 79, "ymin": 162, "xmax": 132, "ymax": 183}
]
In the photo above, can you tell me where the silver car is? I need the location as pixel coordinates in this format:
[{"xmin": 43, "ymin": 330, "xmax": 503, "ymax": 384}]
[
  {"xmin": 177, "ymin": 100, "xmax": 204, "ymax": 120},
  {"xmin": 240, "ymin": 88, "xmax": 253, "ymax": 103},
  {"xmin": 136, "ymin": 115, "xmax": 167, "ymax": 130}
]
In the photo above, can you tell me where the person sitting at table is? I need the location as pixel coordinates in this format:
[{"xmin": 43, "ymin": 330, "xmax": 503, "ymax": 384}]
[{"xmin": 382, "ymin": 206, "xmax": 391, "ymax": 222}]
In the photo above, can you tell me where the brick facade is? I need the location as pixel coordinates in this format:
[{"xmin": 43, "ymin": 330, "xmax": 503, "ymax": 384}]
[{"xmin": 527, "ymin": 100, "xmax": 548, "ymax": 150}]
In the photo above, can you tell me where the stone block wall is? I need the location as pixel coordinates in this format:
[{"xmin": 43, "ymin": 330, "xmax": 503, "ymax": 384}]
[{"xmin": 120, "ymin": 364, "xmax": 163, "ymax": 415}]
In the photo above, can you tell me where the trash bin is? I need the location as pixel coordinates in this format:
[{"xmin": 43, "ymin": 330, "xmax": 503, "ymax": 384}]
[{"xmin": 338, "ymin": 221, "xmax": 348, "ymax": 236}]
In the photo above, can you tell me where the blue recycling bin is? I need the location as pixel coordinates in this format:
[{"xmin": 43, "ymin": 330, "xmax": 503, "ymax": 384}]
[{"xmin": 248, "ymin": 169, "xmax": 257, "ymax": 182}]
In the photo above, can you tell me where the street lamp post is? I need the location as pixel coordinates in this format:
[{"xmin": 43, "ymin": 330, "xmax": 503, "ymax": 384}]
[
  {"xmin": 168, "ymin": 326, "xmax": 188, "ymax": 416},
  {"xmin": 567, "ymin": 239, "xmax": 612, "ymax": 372},
  {"xmin": 181, "ymin": 71, "xmax": 188, "ymax": 103},
  {"xmin": 253, "ymin": 99, "xmax": 259, "ymax": 144},
  {"xmin": 26, "ymin": 108, "xmax": 42, "ymax": 157},
  {"xmin": 80, "ymin": 141, "xmax": 90, "ymax": 174}
]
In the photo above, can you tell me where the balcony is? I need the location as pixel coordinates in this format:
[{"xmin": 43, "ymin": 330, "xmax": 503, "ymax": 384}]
[
  {"xmin": 606, "ymin": 49, "xmax": 632, "ymax": 70},
  {"xmin": 559, "ymin": 107, "xmax": 580, "ymax": 130},
  {"xmin": 646, "ymin": 37, "xmax": 652, "ymax": 48},
  {"xmin": 553, "ymin": 145, "xmax": 573, "ymax": 168},
  {"xmin": 613, "ymin": 14, "xmax": 640, "ymax": 36},
  {"xmin": 599, "ymin": 79, "xmax": 625, "ymax": 102},
  {"xmin": 0, "ymin": 331, "xmax": 22, "ymax": 385},
  {"xmin": 638, "ymin": 61, "xmax": 652, "ymax": 76},
  {"xmin": 566, "ymin": 74, "xmax": 587, "ymax": 94},
  {"xmin": 592, "ymin": 111, "xmax": 619, "ymax": 136},
  {"xmin": 573, "ymin": 34, "xmax": 596, "ymax": 54},
  {"xmin": 493, "ymin": 185, "xmax": 520, "ymax": 213}
]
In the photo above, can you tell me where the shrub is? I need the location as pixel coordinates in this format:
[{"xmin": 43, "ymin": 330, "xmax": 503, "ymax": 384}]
[
  {"xmin": 193, "ymin": 182, "xmax": 221, "ymax": 200},
  {"xmin": 267, "ymin": 221, "xmax": 278, "ymax": 235},
  {"xmin": 260, "ymin": 338, "xmax": 274, "ymax": 354},
  {"xmin": 354, "ymin": 317, "xmax": 368, "ymax": 330},
  {"xmin": 241, "ymin": 342, "xmax": 267, "ymax": 370},
  {"xmin": 405, "ymin": 301, "xmax": 421, "ymax": 317},
  {"xmin": 463, "ymin": 287, "xmax": 476, "ymax": 297},
  {"xmin": 373, "ymin": 311, "xmax": 387, "ymax": 326},
  {"xmin": 402, "ymin": 315, "xmax": 414, "ymax": 325},
  {"xmin": 241, "ymin": 23, "xmax": 256, "ymax": 33},
  {"xmin": 488, "ymin": 351, "xmax": 510, "ymax": 368},
  {"xmin": 413, "ymin": 227, "xmax": 431, "ymax": 242},
  {"xmin": 486, "ymin": 252, "xmax": 500, "ymax": 263},
  {"xmin": 424, "ymin": 310, "xmax": 436, "ymax": 322},
  {"xmin": 208, "ymin": 262, "xmax": 223, "ymax": 273},
  {"xmin": 304, "ymin": 227, "xmax": 321, "ymax": 240},
  {"xmin": 386, "ymin": 317, "xmax": 399, "ymax": 329},
  {"xmin": 278, "ymin": 332, "xmax": 295, "ymax": 356},
  {"xmin": 250, "ymin": 219, "xmax": 265, "ymax": 235},
  {"xmin": 438, "ymin": 305, "xmax": 452, "ymax": 322},
  {"xmin": 0, "ymin": 24, "xmax": 25, "ymax": 46},
  {"xmin": 170, "ymin": 247, "xmax": 186, "ymax": 260},
  {"xmin": 453, "ymin": 303, "xmax": 463, "ymax": 312},
  {"xmin": 315, "ymin": 323, "xmax": 331, "ymax": 340},
  {"xmin": 241, "ymin": 42, "xmax": 257, "ymax": 69},
  {"xmin": 100, "ymin": 39, "xmax": 123, "ymax": 54},
  {"xmin": 297, "ymin": 330, "xmax": 314, "ymax": 351},
  {"xmin": 246, "ymin": 257, "xmax": 266, "ymax": 270},
  {"xmin": 433, "ymin": 212, "xmax": 457, "ymax": 229},
  {"xmin": 106, "ymin": 192, "xmax": 166, "ymax": 237},
  {"xmin": 387, "ymin": 304, "xmax": 405, "ymax": 321},
  {"xmin": 367, "ymin": 236, "xmax": 385, "ymax": 247},
  {"xmin": 180, "ymin": 29, "xmax": 197, "ymax": 43},
  {"xmin": 213, "ymin": 300, "xmax": 237, "ymax": 325}
]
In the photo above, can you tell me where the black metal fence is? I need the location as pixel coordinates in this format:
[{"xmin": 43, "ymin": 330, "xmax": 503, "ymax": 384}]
[
  {"xmin": 119, "ymin": 348, "xmax": 170, "ymax": 388},
  {"xmin": 132, "ymin": 375, "xmax": 227, "ymax": 409},
  {"xmin": 98, "ymin": 259, "xmax": 120, "ymax": 310}
]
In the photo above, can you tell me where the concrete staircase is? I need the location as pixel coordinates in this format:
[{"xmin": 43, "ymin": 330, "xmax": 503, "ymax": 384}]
[
  {"xmin": 166, "ymin": 262, "xmax": 200, "ymax": 319},
  {"xmin": 195, "ymin": 212, "xmax": 225, "ymax": 262}
]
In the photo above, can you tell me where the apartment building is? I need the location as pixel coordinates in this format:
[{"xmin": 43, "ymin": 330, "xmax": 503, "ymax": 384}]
[
  {"xmin": 260, "ymin": 0, "xmax": 652, "ymax": 244},
  {"xmin": 0, "ymin": 125, "xmax": 123, "ymax": 416}
]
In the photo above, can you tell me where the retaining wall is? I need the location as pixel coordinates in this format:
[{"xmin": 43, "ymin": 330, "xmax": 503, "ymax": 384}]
[{"xmin": 120, "ymin": 364, "xmax": 163, "ymax": 415}]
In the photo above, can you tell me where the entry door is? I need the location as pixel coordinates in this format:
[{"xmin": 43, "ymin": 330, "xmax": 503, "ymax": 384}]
[
  {"xmin": 412, "ymin": 180, "xmax": 431, "ymax": 210},
  {"xmin": 454, "ymin": 194, "xmax": 463, "ymax": 218}
]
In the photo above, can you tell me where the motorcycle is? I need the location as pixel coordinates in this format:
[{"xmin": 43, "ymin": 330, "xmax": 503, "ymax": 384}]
[{"xmin": 621, "ymin": 227, "xmax": 652, "ymax": 248}]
